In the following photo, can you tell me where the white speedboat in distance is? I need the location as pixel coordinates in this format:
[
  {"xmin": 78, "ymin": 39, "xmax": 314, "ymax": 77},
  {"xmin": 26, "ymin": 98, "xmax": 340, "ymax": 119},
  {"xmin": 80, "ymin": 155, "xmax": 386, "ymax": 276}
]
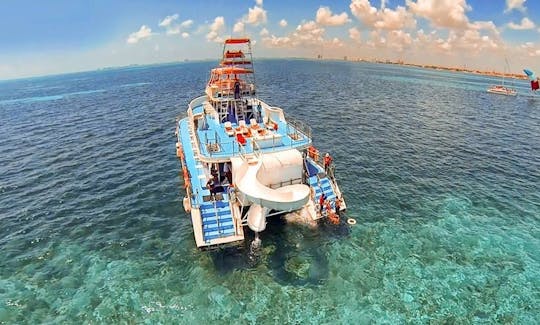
[{"xmin": 175, "ymin": 38, "xmax": 347, "ymax": 249}]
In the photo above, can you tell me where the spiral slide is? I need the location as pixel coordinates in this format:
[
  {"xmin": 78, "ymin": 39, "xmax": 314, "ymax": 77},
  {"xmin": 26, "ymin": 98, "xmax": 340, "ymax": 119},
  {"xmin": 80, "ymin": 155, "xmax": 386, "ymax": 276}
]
[{"xmin": 230, "ymin": 154, "xmax": 310, "ymax": 231}]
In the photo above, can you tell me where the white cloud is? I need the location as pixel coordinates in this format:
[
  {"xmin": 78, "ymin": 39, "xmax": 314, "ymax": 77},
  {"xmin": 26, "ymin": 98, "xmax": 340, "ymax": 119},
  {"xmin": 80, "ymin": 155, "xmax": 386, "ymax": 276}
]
[
  {"xmin": 316, "ymin": 7, "xmax": 350, "ymax": 26},
  {"xmin": 166, "ymin": 26, "xmax": 181, "ymax": 35},
  {"xmin": 505, "ymin": 0, "xmax": 527, "ymax": 13},
  {"xmin": 366, "ymin": 30, "xmax": 386, "ymax": 48},
  {"xmin": 521, "ymin": 42, "xmax": 540, "ymax": 56},
  {"xmin": 406, "ymin": 0, "xmax": 470, "ymax": 29},
  {"xmin": 350, "ymin": 0, "xmax": 416, "ymax": 30},
  {"xmin": 182, "ymin": 32, "xmax": 190, "ymax": 39},
  {"xmin": 256, "ymin": 0, "xmax": 263, "ymax": 5},
  {"xmin": 430, "ymin": 28, "xmax": 499, "ymax": 54},
  {"xmin": 295, "ymin": 21, "xmax": 325, "ymax": 41},
  {"xmin": 127, "ymin": 25, "xmax": 154, "ymax": 44},
  {"xmin": 159, "ymin": 14, "xmax": 178, "ymax": 27},
  {"xmin": 508, "ymin": 17, "xmax": 535, "ymax": 30},
  {"xmin": 260, "ymin": 28, "xmax": 269, "ymax": 36},
  {"xmin": 349, "ymin": 27, "xmax": 362, "ymax": 42},
  {"xmin": 232, "ymin": 2, "xmax": 267, "ymax": 33},
  {"xmin": 331, "ymin": 37, "xmax": 344, "ymax": 47},
  {"xmin": 387, "ymin": 30, "xmax": 413, "ymax": 51},
  {"xmin": 159, "ymin": 15, "xmax": 193, "ymax": 36},
  {"xmin": 263, "ymin": 35, "xmax": 292, "ymax": 47},
  {"xmin": 279, "ymin": 19, "xmax": 288, "ymax": 27},
  {"xmin": 469, "ymin": 21, "xmax": 499, "ymax": 35},
  {"xmin": 262, "ymin": 20, "xmax": 326, "ymax": 48},
  {"xmin": 180, "ymin": 19, "xmax": 194, "ymax": 28},
  {"xmin": 405, "ymin": 0, "xmax": 501, "ymax": 51},
  {"xmin": 206, "ymin": 16, "xmax": 225, "ymax": 42},
  {"xmin": 233, "ymin": 21, "xmax": 245, "ymax": 34},
  {"xmin": 365, "ymin": 29, "xmax": 412, "ymax": 51},
  {"xmin": 246, "ymin": 5, "xmax": 267, "ymax": 26}
]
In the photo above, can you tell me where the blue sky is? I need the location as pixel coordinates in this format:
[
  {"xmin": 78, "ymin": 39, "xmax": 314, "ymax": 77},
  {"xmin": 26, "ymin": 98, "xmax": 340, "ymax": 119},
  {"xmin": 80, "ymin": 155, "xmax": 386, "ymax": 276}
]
[{"xmin": 1, "ymin": 0, "xmax": 540, "ymax": 79}]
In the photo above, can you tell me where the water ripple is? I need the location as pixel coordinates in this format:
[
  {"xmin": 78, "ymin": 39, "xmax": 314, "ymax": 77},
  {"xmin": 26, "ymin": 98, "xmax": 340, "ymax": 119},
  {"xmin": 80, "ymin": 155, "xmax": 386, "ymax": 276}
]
[{"xmin": 0, "ymin": 61, "xmax": 538, "ymax": 323}]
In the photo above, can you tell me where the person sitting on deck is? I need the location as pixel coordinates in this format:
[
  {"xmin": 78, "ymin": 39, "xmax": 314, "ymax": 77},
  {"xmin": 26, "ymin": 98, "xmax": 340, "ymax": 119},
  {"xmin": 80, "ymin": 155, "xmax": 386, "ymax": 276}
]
[
  {"xmin": 250, "ymin": 118, "xmax": 260, "ymax": 130},
  {"xmin": 224, "ymin": 121, "xmax": 235, "ymax": 136}
]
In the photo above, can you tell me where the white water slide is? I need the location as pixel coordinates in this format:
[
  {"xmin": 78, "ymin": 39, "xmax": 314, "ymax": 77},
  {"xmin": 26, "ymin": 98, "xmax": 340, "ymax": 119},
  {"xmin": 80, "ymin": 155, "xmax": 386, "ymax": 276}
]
[{"xmin": 230, "ymin": 150, "xmax": 310, "ymax": 232}]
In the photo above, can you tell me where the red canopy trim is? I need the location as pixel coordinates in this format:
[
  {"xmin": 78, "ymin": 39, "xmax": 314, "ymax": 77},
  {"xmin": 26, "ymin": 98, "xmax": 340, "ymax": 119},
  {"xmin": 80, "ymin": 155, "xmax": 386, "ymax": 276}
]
[{"xmin": 225, "ymin": 38, "xmax": 250, "ymax": 44}]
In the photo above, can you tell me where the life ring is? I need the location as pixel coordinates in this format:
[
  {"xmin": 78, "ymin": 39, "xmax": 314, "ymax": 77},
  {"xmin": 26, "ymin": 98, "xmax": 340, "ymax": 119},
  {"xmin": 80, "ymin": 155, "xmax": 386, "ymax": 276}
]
[{"xmin": 347, "ymin": 218, "xmax": 356, "ymax": 225}]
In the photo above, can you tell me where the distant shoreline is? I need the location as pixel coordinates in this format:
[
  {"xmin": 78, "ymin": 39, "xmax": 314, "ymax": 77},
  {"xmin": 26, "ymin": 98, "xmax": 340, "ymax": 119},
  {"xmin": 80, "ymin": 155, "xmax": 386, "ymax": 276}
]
[
  {"xmin": 1, "ymin": 57, "xmax": 530, "ymax": 82},
  {"xmin": 346, "ymin": 58, "xmax": 529, "ymax": 80}
]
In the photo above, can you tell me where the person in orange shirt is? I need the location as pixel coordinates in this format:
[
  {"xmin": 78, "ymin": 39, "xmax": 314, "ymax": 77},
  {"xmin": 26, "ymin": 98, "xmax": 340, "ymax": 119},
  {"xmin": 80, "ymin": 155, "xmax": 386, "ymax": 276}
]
[{"xmin": 323, "ymin": 153, "xmax": 333, "ymax": 173}]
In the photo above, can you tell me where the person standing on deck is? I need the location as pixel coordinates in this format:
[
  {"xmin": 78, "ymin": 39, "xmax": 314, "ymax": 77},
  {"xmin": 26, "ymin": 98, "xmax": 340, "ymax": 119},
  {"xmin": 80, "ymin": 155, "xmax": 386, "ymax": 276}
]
[
  {"xmin": 335, "ymin": 197, "xmax": 342, "ymax": 217},
  {"xmin": 206, "ymin": 177, "xmax": 216, "ymax": 196},
  {"xmin": 234, "ymin": 80, "xmax": 241, "ymax": 99},
  {"xmin": 324, "ymin": 153, "xmax": 333, "ymax": 174},
  {"xmin": 223, "ymin": 162, "xmax": 232, "ymax": 184},
  {"xmin": 319, "ymin": 192, "xmax": 326, "ymax": 215}
]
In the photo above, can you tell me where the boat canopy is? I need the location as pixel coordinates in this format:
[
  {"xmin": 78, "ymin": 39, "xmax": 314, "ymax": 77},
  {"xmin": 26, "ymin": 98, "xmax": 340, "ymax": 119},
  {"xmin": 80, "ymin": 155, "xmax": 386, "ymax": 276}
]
[{"xmin": 225, "ymin": 38, "xmax": 250, "ymax": 44}]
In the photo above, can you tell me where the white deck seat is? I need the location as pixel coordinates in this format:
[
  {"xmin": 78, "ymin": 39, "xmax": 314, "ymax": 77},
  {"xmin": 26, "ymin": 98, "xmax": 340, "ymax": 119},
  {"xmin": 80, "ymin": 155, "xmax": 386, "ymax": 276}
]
[
  {"xmin": 250, "ymin": 118, "xmax": 260, "ymax": 129},
  {"xmin": 236, "ymin": 120, "xmax": 248, "ymax": 134},
  {"xmin": 224, "ymin": 121, "xmax": 235, "ymax": 136}
]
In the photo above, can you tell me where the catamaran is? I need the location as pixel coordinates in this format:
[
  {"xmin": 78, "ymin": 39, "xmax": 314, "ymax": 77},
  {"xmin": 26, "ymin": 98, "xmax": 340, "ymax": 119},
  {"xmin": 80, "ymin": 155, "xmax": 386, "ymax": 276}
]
[{"xmin": 175, "ymin": 38, "xmax": 347, "ymax": 248}]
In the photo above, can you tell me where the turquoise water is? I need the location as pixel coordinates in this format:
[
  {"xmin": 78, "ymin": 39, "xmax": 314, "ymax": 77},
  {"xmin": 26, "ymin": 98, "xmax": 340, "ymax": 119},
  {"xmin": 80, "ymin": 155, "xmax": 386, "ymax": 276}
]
[{"xmin": 1, "ymin": 61, "xmax": 539, "ymax": 323}]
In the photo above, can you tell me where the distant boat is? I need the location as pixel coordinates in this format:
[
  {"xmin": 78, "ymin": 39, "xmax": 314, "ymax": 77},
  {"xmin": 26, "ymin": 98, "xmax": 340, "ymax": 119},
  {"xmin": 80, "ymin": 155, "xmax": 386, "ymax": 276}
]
[
  {"xmin": 487, "ymin": 58, "xmax": 517, "ymax": 96},
  {"xmin": 487, "ymin": 84, "xmax": 517, "ymax": 96}
]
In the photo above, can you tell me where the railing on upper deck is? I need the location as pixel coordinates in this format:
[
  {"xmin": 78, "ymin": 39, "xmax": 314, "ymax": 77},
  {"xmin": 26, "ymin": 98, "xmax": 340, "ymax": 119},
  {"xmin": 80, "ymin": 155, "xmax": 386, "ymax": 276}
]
[
  {"xmin": 284, "ymin": 114, "xmax": 312, "ymax": 140},
  {"xmin": 186, "ymin": 96, "xmax": 313, "ymax": 159}
]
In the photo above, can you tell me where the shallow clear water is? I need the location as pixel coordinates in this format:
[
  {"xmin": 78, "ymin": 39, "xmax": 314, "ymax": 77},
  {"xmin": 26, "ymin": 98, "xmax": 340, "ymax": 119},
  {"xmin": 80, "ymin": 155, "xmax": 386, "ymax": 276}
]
[{"xmin": 1, "ymin": 61, "xmax": 539, "ymax": 323}]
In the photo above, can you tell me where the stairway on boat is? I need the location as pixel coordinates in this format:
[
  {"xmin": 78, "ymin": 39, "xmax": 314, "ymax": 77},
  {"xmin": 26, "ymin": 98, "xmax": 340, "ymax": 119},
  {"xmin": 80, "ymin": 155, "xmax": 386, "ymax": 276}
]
[
  {"xmin": 199, "ymin": 198, "xmax": 236, "ymax": 242},
  {"xmin": 308, "ymin": 176, "xmax": 337, "ymax": 209}
]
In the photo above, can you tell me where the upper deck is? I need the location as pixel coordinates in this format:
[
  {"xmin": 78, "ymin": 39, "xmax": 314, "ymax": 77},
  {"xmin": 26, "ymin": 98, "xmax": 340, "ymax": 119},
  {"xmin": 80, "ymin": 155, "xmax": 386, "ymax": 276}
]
[{"xmin": 181, "ymin": 96, "xmax": 312, "ymax": 162}]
